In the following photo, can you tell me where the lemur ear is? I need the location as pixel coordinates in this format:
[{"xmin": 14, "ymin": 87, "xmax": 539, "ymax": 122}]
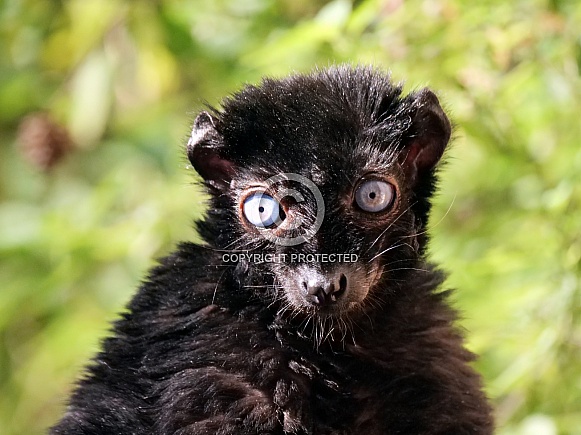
[
  {"xmin": 187, "ymin": 111, "xmax": 236, "ymax": 189},
  {"xmin": 399, "ymin": 89, "xmax": 451, "ymax": 179}
]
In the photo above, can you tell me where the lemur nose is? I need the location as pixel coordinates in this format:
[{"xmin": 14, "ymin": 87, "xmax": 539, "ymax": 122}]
[{"xmin": 302, "ymin": 273, "xmax": 348, "ymax": 306}]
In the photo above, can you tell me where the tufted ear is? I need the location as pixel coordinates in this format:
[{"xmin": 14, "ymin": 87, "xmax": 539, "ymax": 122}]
[
  {"xmin": 399, "ymin": 89, "xmax": 451, "ymax": 180},
  {"xmin": 187, "ymin": 111, "xmax": 236, "ymax": 189}
]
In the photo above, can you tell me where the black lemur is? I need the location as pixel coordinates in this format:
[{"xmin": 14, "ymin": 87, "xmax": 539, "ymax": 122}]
[{"xmin": 51, "ymin": 66, "xmax": 494, "ymax": 434}]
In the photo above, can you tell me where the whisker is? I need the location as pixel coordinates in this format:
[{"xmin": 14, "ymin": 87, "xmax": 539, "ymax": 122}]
[
  {"xmin": 368, "ymin": 243, "xmax": 406, "ymax": 263},
  {"xmin": 211, "ymin": 268, "xmax": 229, "ymax": 305},
  {"xmin": 365, "ymin": 201, "xmax": 417, "ymax": 254},
  {"xmin": 397, "ymin": 193, "xmax": 457, "ymax": 241}
]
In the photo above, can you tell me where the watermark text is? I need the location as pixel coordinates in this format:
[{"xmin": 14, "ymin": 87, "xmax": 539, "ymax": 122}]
[{"xmin": 222, "ymin": 253, "xmax": 358, "ymax": 264}]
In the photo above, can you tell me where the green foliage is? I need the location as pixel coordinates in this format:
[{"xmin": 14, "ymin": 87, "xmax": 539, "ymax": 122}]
[{"xmin": 0, "ymin": 0, "xmax": 580, "ymax": 433}]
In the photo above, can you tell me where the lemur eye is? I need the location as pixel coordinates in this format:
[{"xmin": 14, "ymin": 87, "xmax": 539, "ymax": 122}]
[
  {"xmin": 355, "ymin": 180, "xmax": 395, "ymax": 213},
  {"xmin": 243, "ymin": 193, "xmax": 281, "ymax": 227}
]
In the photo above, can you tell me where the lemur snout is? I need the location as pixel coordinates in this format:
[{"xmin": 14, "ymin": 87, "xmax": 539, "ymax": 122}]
[{"xmin": 301, "ymin": 272, "xmax": 348, "ymax": 306}]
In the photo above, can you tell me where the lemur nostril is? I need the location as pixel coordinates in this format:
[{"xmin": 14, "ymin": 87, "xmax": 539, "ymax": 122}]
[
  {"xmin": 339, "ymin": 274, "xmax": 347, "ymax": 292},
  {"xmin": 327, "ymin": 274, "xmax": 346, "ymax": 301}
]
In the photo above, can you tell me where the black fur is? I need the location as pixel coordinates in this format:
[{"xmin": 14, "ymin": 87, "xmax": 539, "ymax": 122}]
[{"xmin": 51, "ymin": 66, "xmax": 494, "ymax": 434}]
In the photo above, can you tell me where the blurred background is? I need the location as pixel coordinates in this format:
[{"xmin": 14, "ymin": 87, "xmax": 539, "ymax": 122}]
[{"xmin": 0, "ymin": 0, "xmax": 580, "ymax": 434}]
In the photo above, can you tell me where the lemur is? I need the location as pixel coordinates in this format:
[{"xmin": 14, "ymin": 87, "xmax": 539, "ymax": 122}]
[{"xmin": 51, "ymin": 66, "xmax": 494, "ymax": 435}]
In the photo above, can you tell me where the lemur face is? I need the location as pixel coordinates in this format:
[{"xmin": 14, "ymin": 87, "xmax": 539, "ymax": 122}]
[
  {"xmin": 230, "ymin": 156, "xmax": 402, "ymax": 316},
  {"xmin": 188, "ymin": 66, "xmax": 451, "ymax": 319}
]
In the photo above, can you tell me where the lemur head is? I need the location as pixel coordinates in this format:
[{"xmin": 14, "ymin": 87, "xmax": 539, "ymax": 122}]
[{"xmin": 188, "ymin": 66, "xmax": 451, "ymax": 323}]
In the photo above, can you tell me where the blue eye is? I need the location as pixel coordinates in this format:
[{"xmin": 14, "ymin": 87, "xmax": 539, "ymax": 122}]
[
  {"xmin": 355, "ymin": 180, "xmax": 395, "ymax": 213},
  {"xmin": 243, "ymin": 193, "xmax": 281, "ymax": 227}
]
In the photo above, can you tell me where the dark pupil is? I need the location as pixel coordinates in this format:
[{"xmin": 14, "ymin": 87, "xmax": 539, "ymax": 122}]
[
  {"xmin": 368, "ymin": 191, "xmax": 376, "ymax": 200},
  {"xmin": 259, "ymin": 206, "xmax": 265, "ymax": 213}
]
